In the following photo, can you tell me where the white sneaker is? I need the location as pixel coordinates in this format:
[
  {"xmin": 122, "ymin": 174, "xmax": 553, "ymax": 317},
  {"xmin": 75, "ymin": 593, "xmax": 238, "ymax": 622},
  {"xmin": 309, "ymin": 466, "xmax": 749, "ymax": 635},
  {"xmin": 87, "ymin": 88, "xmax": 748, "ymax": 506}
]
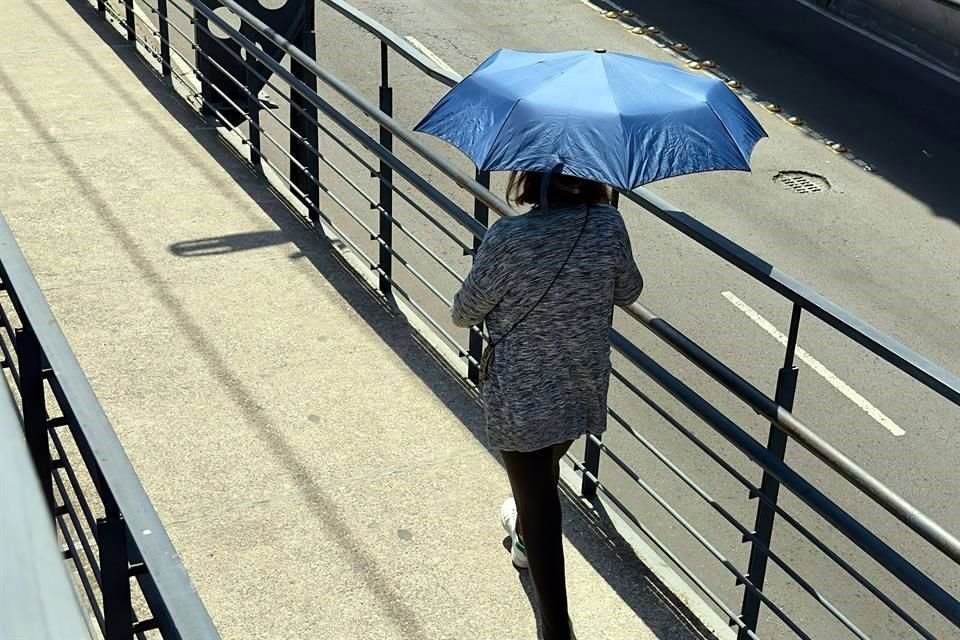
[{"xmin": 500, "ymin": 497, "xmax": 528, "ymax": 569}]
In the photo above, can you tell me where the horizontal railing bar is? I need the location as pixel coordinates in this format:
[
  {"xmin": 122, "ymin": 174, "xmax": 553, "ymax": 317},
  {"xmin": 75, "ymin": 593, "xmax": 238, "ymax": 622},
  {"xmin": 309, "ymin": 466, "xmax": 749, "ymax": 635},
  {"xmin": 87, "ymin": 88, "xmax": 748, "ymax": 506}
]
[
  {"xmin": 383, "ymin": 173, "xmax": 477, "ymax": 252},
  {"xmin": 620, "ymin": 302, "xmax": 960, "ymax": 565},
  {"xmin": 0, "ymin": 313, "xmax": 17, "ymax": 355},
  {"xmin": 314, "ymin": 125, "xmax": 473, "ymax": 252},
  {"xmin": 0, "ymin": 214, "xmax": 219, "ymax": 638},
  {"xmin": 49, "ymin": 427, "xmax": 100, "ymax": 534},
  {"xmin": 567, "ymin": 454, "xmax": 761, "ymax": 639},
  {"xmin": 382, "ymin": 211, "xmax": 466, "ymax": 283},
  {"xmin": 0, "ymin": 332, "xmax": 19, "ymax": 390},
  {"xmin": 133, "ymin": 619, "xmax": 161, "ymax": 634},
  {"xmin": 307, "ymin": 115, "xmax": 474, "ymax": 252},
  {"xmin": 621, "ymin": 188, "xmax": 960, "ymax": 406},
  {"xmin": 56, "ymin": 513, "xmax": 105, "ymax": 632},
  {"xmin": 593, "ymin": 435, "xmax": 815, "ymax": 640},
  {"xmin": 0, "ymin": 299, "xmax": 18, "ymax": 340},
  {"xmin": 605, "ymin": 410, "xmax": 872, "ymax": 639},
  {"xmin": 52, "ymin": 468, "xmax": 103, "ymax": 589},
  {"xmin": 611, "ymin": 331, "xmax": 960, "ymax": 625},
  {"xmin": 380, "ymin": 273, "xmax": 474, "ymax": 362},
  {"xmin": 257, "ymin": 158, "xmax": 466, "ymax": 357},
  {"xmin": 310, "ymin": 118, "xmax": 473, "ymax": 251},
  {"xmin": 298, "ymin": 185, "xmax": 379, "ymax": 267},
  {"xmin": 377, "ymin": 242, "xmax": 455, "ymax": 307},
  {"xmin": 608, "ymin": 368, "xmax": 937, "ymax": 639}
]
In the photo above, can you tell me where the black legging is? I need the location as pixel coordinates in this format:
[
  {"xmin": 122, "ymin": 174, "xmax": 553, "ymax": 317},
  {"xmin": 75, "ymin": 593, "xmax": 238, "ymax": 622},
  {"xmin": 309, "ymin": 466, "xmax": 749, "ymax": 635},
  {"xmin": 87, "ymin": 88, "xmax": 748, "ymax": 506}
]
[{"xmin": 501, "ymin": 441, "xmax": 574, "ymax": 640}]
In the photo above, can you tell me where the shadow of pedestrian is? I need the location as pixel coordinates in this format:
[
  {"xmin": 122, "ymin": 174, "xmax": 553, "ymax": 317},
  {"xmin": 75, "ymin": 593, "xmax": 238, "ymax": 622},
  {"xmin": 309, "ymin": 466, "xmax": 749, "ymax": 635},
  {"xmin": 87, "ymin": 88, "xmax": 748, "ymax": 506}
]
[{"xmin": 169, "ymin": 230, "xmax": 290, "ymax": 256}]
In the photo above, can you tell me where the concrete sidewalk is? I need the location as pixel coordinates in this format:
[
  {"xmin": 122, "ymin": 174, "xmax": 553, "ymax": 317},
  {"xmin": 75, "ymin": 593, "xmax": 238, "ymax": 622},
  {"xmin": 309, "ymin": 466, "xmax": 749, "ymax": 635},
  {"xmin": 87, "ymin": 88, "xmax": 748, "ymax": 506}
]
[{"xmin": 0, "ymin": 1, "xmax": 715, "ymax": 638}]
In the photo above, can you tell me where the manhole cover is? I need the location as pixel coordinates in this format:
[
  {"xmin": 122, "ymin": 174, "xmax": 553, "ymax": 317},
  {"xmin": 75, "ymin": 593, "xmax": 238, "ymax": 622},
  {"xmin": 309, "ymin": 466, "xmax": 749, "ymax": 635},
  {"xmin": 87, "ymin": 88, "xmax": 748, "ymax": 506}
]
[{"xmin": 773, "ymin": 171, "xmax": 830, "ymax": 194}]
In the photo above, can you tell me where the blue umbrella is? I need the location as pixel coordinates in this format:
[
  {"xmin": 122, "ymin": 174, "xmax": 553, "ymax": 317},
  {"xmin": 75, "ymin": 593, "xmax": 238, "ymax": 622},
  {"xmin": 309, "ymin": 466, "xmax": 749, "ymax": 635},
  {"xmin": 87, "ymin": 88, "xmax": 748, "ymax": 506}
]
[{"xmin": 415, "ymin": 48, "xmax": 767, "ymax": 191}]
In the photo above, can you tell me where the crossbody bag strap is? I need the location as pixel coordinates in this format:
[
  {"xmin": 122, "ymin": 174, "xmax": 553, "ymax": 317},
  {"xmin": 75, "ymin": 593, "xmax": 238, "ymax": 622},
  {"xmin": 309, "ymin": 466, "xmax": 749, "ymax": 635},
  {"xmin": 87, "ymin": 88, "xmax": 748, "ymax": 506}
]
[{"xmin": 490, "ymin": 205, "xmax": 591, "ymax": 348}]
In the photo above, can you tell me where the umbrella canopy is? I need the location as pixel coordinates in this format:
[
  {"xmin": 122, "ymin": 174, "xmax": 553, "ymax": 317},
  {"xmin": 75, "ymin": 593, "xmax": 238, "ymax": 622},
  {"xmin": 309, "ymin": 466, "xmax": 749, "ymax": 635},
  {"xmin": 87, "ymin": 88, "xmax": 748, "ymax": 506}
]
[{"xmin": 415, "ymin": 48, "xmax": 767, "ymax": 191}]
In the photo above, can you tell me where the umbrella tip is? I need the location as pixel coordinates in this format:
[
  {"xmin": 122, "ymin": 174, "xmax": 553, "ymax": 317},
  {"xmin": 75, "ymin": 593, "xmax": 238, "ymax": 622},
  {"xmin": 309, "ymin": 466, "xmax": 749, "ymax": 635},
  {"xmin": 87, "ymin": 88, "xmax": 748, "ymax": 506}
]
[{"xmin": 594, "ymin": 48, "xmax": 607, "ymax": 53}]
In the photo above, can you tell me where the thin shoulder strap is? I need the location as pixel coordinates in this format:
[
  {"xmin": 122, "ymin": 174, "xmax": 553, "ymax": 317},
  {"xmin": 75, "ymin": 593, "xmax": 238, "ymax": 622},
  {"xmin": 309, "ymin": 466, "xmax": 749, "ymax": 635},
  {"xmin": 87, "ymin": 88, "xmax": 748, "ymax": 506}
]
[{"xmin": 492, "ymin": 206, "xmax": 590, "ymax": 347}]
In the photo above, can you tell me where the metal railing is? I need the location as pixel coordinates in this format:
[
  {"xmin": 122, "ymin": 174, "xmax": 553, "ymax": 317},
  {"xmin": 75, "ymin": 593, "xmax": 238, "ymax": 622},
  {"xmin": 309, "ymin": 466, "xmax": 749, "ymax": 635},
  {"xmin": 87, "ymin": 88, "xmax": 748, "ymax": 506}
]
[
  {"xmin": 0, "ymin": 213, "xmax": 219, "ymax": 640},
  {"xmin": 81, "ymin": 1, "xmax": 960, "ymax": 638}
]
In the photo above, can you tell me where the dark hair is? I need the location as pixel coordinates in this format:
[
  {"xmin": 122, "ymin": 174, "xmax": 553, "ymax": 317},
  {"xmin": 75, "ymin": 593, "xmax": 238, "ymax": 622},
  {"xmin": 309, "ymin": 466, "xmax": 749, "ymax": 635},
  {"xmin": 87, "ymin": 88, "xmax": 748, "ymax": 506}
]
[{"xmin": 506, "ymin": 171, "xmax": 611, "ymax": 208}]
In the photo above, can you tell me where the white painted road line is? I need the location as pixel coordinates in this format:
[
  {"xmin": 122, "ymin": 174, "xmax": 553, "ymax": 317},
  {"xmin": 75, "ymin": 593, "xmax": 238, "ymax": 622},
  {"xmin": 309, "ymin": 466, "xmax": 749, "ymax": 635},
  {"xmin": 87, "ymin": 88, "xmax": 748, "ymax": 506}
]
[
  {"xmin": 579, "ymin": 0, "xmax": 626, "ymax": 14},
  {"xmin": 722, "ymin": 291, "xmax": 906, "ymax": 437},
  {"xmin": 404, "ymin": 36, "xmax": 459, "ymax": 76}
]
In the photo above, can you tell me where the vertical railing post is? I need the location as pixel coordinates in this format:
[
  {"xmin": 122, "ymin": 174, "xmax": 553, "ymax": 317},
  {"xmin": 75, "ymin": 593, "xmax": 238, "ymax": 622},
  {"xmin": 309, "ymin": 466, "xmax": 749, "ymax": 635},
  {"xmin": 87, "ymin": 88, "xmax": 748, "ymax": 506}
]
[
  {"xmin": 192, "ymin": 7, "xmax": 210, "ymax": 112},
  {"xmin": 17, "ymin": 325, "xmax": 53, "ymax": 513},
  {"xmin": 246, "ymin": 54, "xmax": 262, "ymax": 169},
  {"xmin": 737, "ymin": 303, "xmax": 802, "ymax": 639},
  {"xmin": 377, "ymin": 42, "xmax": 394, "ymax": 296},
  {"xmin": 290, "ymin": 2, "xmax": 320, "ymax": 222},
  {"xmin": 157, "ymin": 0, "xmax": 172, "ymax": 84},
  {"xmin": 123, "ymin": 0, "xmax": 136, "ymax": 43},
  {"xmin": 467, "ymin": 170, "xmax": 490, "ymax": 385},
  {"xmin": 581, "ymin": 434, "xmax": 602, "ymax": 498},
  {"xmin": 98, "ymin": 493, "xmax": 133, "ymax": 640},
  {"xmin": 97, "ymin": 0, "xmax": 106, "ymax": 17}
]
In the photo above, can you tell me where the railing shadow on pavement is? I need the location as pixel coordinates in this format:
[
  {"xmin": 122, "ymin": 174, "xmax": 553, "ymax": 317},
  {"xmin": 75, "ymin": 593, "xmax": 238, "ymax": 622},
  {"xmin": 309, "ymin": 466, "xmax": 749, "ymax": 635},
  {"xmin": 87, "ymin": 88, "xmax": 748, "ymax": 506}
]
[{"xmin": 56, "ymin": 0, "xmax": 960, "ymax": 639}]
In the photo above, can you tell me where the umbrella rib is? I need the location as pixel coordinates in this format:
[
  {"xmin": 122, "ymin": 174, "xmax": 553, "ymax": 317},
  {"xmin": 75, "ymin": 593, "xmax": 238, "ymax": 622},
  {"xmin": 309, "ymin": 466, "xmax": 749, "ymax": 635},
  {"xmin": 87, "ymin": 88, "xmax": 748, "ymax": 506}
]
[
  {"xmin": 705, "ymin": 103, "xmax": 751, "ymax": 167},
  {"xmin": 600, "ymin": 53, "xmax": 632, "ymax": 187},
  {"xmin": 481, "ymin": 98, "xmax": 524, "ymax": 170}
]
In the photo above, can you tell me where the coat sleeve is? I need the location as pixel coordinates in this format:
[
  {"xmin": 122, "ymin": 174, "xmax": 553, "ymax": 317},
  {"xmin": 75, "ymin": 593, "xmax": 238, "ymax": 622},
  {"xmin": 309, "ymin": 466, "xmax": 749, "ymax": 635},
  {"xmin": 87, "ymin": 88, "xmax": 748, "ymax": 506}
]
[
  {"xmin": 451, "ymin": 222, "xmax": 511, "ymax": 328},
  {"xmin": 613, "ymin": 218, "xmax": 643, "ymax": 306}
]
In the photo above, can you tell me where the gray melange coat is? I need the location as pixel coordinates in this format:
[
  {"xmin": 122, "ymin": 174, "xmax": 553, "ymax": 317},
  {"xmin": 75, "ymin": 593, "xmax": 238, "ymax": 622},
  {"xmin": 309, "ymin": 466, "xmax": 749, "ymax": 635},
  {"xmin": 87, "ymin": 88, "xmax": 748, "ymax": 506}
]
[{"xmin": 452, "ymin": 203, "xmax": 643, "ymax": 452}]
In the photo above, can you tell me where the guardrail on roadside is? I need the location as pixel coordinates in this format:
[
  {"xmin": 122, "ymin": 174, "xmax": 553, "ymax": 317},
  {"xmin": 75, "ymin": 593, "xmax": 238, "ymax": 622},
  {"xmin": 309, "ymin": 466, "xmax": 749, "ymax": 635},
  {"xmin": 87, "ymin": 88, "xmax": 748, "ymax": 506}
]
[
  {"xmin": 0, "ymin": 212, "xmax": 219, "ymax": 640},
  {"xmin": 81, "ymin": 1, "xmax": 960, "ymax": 638}
]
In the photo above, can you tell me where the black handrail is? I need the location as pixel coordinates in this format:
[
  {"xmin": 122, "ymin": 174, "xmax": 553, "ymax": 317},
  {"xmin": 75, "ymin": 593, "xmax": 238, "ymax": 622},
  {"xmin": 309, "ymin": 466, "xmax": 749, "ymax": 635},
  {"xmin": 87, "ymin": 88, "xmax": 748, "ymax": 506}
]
[{"xmin": 0, "ymin": 213, "xmax": 219, "ymax": 639}]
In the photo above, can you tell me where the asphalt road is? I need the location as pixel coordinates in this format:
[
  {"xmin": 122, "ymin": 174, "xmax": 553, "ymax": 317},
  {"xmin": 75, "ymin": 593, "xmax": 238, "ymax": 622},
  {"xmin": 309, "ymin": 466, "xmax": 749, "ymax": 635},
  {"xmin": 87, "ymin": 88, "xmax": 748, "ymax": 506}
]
[{"xmin": 133, "ymin": 1, "xmax": 959, "ymax": 638}]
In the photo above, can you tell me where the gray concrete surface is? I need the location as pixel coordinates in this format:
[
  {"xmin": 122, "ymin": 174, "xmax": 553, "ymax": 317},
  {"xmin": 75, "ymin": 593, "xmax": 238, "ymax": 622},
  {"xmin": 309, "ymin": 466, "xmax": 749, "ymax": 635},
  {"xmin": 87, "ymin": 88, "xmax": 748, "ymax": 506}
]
[{"xmin": 0, "ymin": 1, "xmax": 720, "ymax": 638}]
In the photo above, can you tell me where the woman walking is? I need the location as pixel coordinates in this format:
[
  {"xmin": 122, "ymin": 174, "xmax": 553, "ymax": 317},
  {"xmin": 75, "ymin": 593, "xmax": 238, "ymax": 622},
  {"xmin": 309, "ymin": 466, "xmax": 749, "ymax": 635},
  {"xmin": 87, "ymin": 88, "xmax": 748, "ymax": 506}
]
[
  {"xmin": 452, "ymin": 170, "xmax": 643, "ymax": 639},
  {"xmin": 420, "ymin": 44, "xmax": 765, "ymax": 640}
]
